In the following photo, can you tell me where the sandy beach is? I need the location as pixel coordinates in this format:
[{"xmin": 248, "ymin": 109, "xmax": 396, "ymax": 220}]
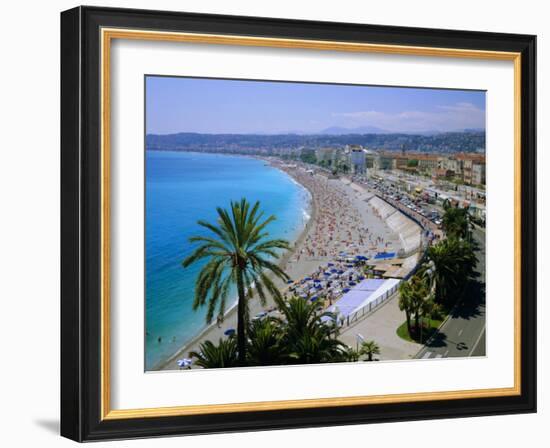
[{"xmin": 155, "ymin": 161, "xmax": 408, "ymax": 371}]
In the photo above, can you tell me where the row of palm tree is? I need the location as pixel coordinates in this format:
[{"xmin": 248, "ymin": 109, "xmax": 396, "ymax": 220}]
[
  {"xmin": 430, "ymin": 202, "xmax": 479, "ymax": 308},
  {"xmin": 190, "ymin": 297, "xmax": 381, "ymax": 368},
  {"xmin": 397, "ymin": 203, "xmax": 479, "ymax": 340}
]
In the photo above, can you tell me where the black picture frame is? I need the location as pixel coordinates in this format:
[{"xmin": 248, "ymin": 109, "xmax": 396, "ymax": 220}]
[{"xmin": 61, "ymin": 5, "xmax": 536, "ymax": 442}]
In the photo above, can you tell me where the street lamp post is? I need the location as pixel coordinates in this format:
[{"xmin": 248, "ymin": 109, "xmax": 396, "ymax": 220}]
[{"xmin": 356, "ymin": 333, "xmax": 365, "ymax": 352}]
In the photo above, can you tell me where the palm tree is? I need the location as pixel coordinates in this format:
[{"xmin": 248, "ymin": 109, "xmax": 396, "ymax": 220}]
[
  {"xmin": 427, "ymin": 237, "xmax": 478, "ymax": 308},
  {"xmin": 442, "ymin": 206, "xmax": 471, "ymax": 240},
  {"xmin": 419, "ymin": 294, "xmax": 440, "ymax": 343},
  {"xmin": 343, "ymin": 346, "xmax": 361, "ymax": 362},
  {"xmin": 287, "ymin": 332, "xmax": 347, "ymax": 364},
  {"xmin": 246, "ymin": 318, "xmax": 285, "ymax": 366},
  {"xmin": 277, "ymin": 297, "xmax": 346, "ymax": 364},
  {"xmin": 360, "ymin": 340, "xmax": 380, "ymax": 361},
  {"xmin": 411, "ymin": 275, "xmax": 429, "ymax": 334},
  {"xmin": 277, "ymin": 297, "xmax": 327, "ymax": 341},
  {"xmin": 399, "ymin": 274, "xmax": 429, "ymax": 337},
  {"xmin": 182, "ymin": 198, "xmax": 291, "ymax": 365},
  {"xmin": 190, "ymin": 338, "xmax": 238, "ymax": 368},
  {"xmin": 398, "ymin": 280, "xmax": 413, "ymax": 334}
]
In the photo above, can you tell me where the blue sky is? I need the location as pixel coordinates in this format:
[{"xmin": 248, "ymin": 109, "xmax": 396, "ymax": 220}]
[{"xmin": 146, "ymin": 76, "xmax": 486, "ymax": 135}]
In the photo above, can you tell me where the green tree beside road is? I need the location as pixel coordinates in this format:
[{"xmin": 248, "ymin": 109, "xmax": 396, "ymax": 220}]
[
  {"xmin": 427, "ymin": 237, "xmax": 478, "ymax": 308},
  {"xmin": 397, "ymin": 204, "xmax": 479, "ymax": 343},
  {"xmin": 441, "ymin": 205, "xmax": 471, "ymax": 240},
  {"xmin": 398, "ymin": 274, "xmax": 439, "ymax": 342}
]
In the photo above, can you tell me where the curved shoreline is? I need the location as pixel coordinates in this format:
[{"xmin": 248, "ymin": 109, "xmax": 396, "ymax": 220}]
[
  {"xmin": 154, "ymin": 160, "xmax": 316, "ymax": 371},
  {"xmin": 152, "ymin": 158, "xmax": 423, "ymax": 371}
]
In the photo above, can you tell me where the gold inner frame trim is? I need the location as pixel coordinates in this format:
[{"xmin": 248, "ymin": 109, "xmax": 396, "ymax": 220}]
[{"xmin": 100, "ymin": 27, "xmax": 522, "ymax": 421}]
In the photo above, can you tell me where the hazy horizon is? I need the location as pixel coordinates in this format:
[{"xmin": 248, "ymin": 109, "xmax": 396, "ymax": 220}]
[{"xmin": 145, "ymin": 128, "xmax": 485, "ymax": 137}]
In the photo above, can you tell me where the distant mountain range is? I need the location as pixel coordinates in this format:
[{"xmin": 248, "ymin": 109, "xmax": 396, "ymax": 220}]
[
  {"xmin": 316, "ymin": 126, "xmax": 485, "ymax": 136},
  {"xmin": 318, "ymin": 125, "xmax": 389, "ymax": 135},
  {"xmin": 146, "ymin": 130, "xmax": 485, "ymax": 155},
  {"xmin": 151, "ymin": 126, "xmax": 484, "ymax": 137}
]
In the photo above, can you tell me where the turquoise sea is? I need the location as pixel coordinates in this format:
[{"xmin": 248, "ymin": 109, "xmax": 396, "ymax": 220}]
[{"xmin": 145, "ymin": 151, "xmax": 310, "ymax": 370}]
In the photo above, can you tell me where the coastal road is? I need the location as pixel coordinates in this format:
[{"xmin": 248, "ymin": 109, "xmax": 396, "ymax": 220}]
[{"xmin": 416, "ymin": 225, "xmax": 486, "ymax": 359}]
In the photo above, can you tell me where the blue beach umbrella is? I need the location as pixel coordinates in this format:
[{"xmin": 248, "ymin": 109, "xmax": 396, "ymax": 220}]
[
  {"xmin": 177, "ymin": 358, "xmax": 193, "ymax": 369},
  {"xmin": 310, "ymin": 296, "xmax": 318, "ymax": 302},
  {"xmin": 328, "ymin": 263, "xmax": 335, "ymax": 267},
  {"xmin": 224, "ymin": 328, "xmax": 235, "ymax": 336},
  {"xmin": 286, "ymin": 280, "xmax": 294, "ymax": 284},
  {"xmin": 343, "ymin": 288, "xmax": 350, "ymax": 293}
]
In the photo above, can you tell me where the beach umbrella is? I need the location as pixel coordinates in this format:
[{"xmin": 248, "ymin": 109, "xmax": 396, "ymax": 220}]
[
  {"xmin": 177, "ymin": 358, "xmax": 193, "ymax": 369},
  {"xmin": 338, "ymin": 270, "xmax": 345, "ymax": 274},
  {"xmin": 330, "ymin": 269, "xmax": 338, "ymax": 273},
  {"xmin": 224, "ymin": 328, "xmax": 236, "ymax": 336},
  {"xmin": 315, "ymin": 284, "xmax": 322, "ymax": 289},
  {"xmin": 253, "ymin": 312, "xmax": 268, "ymax": 321},
  {"xmin": 328, "ymin": 263, "xmax": 335, "ymax": 267},
  {"xmin": 343, "ymin": 288, "xmax": 350, "ymax": 293},
  {"xmin": 286, "ymin": 280, "xmax": 294, "ymax": 284},
  {"xmin": 358, "ymin": 276, "xmax": 365, "ymax": 280},
  {"xmin": 311, "ymin": 296, "xmax": 318, "ymax": 302},
  {"xmin": 304, "ymin": 277, "xmax": 312, "ymax": 281},
  {"xmin": 313, "ymin": 279, "xmax": 321, "ymax": 283},
  {"xmin": 323, "ymin": 272, "xmax": 330, "ymax": 276},
  {"xmin": 349, "ymin": 281, "xmax": 356, "ymax": 286}
]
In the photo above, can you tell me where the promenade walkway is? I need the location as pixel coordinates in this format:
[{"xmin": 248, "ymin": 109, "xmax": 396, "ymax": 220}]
[{"xmin": 339, "ymin": 293, "xmax": 420, "ymax": 360}]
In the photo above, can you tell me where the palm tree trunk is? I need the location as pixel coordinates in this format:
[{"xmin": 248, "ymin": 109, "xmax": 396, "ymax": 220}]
[
  {"xmin": 406, "ymin": 312, "xmax": 411, "ymax": 335},
  {"xmin": 236, "ymin": 268, "xmax": 247, "ymax": 366}
]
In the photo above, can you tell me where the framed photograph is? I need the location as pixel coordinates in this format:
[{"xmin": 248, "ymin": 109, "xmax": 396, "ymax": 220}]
[{"xmin": 60, "ymin": 6, "xmax": 536, "ymax": 441}]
